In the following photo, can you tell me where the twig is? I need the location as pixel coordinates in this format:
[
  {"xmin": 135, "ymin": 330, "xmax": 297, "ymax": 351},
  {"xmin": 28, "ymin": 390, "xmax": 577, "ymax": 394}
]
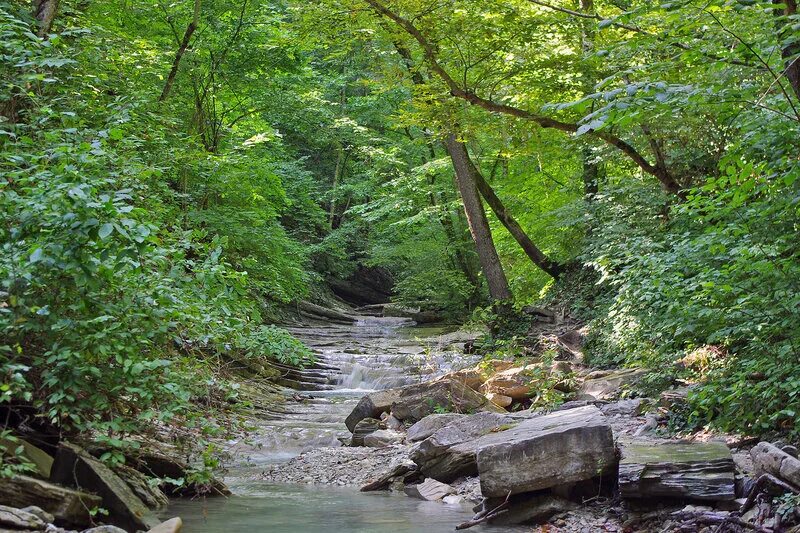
[{"xmin": 455, "ymin": 490, "xmax": 512, "ymax": 530}]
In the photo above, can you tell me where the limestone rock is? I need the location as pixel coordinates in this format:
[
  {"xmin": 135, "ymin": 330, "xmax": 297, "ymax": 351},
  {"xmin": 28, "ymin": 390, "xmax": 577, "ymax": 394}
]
[
  {"xmin": 486, "ymin": 392, "xmax": 512, "ymax": 408},
  {"xmin": 19, "ymin": 506, "xmax": 54, "ymax": 524},
  {"xmin": 477, "ymin": 405, "xmax": 616, "ymax": 497},
  {"xmin": 0, "ymin": 505, "xmax": 46, "ymax": 531},
  {"xmin": 351, "ymin": 418, "xmax": 384, "ymax": 447},
  {"xmin": 600, "ymin": 398, "xmax": 644, "ymax": 417},
  {"xmin": 363, "ymin": 429, "xmax": 404, "ymax": 448},
  {"xmin": 410, "ymin": 412, "xmax": 513, "ymax": 482},
  {"xmin": 619, "ymin": 441, "xmax": 736, "ymax": 501},
  {"xmin": 0, "ymin": 436, "xmax": 54, "ymax": 479},
  {"xmin": 480, "ymin": 366, "xmax": 532, "ymax": 401},
  {"xmin": 406, "ymin": 414, "xmax": 464, "ymax": 442},
  {"xmin": 50, "ymin": 443, "xmax": 160, "ymax": 532},
  {"xmin": 0, "ymin": 475, "xmax": 101, "ymax": 527},
  {"xmin": 403, "ymin": 478, "xmax": 455, "ymax": 501},
  {"xmin": 114, "ymin": 464, "xmax": 168, "ymax": 509},
  {"xmin": 577, "ymin": 368, "xmax": 648, "ymax": 400},
  {"xmin": 146, "ymin": 517, "xmax": 183, "ymax": 533},
  {"xmin": 345, "ymin": 378, "xmax": 502, "ymax": 432},
  {"xmin": 434, "ymin": 368, "xmax": 484, "ymax": 391},
  {"xmin": 751, "ymin": 441, "xmax": 800, "ymax": 489}
]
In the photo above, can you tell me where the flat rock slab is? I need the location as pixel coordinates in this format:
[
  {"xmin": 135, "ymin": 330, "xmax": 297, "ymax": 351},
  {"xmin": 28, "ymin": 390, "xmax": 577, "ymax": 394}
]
[
  {"xmin": 577, "ymin": 368, "xmax": 648, "ymax": 400},
  {"xmin": 407, "ymin": 414, "xmax": 465, "ymax": 442},
  {"xmin": 403, "ymin": 478, "xmax": 455, "ymax": 501},
  {"xmin": 477, "ymin": 405, "xmax": 616, "ymax": 497},
  {"xmin": 51, "ymin": 442, "xmax": 160, "ymax": 531},
  {"xmin": 411, "ymin": 412, "xmax": 513, "ymax": 482},
  {"xmin": 0, "ymin": 505, "xmax": 46, "ymax": 531},
  {"xmin": 0, "ymin": 475, "xmax": 101, "ymax": 527},
  {"xmin": 619, "ymin": 441, "xmax": 735, "ymax": 501}
]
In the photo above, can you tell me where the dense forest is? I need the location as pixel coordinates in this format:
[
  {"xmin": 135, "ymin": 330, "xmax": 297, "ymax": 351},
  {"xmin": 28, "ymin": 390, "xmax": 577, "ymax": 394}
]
[{"xmin": 1, "ymin": 0, "xmax": 800, "ymax": 526}]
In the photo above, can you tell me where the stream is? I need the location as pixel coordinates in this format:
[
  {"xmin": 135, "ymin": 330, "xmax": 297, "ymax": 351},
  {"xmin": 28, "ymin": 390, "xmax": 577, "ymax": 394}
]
[{"xmin": 165, "ymin": 317, "xmax": 502, "ymax": 532}]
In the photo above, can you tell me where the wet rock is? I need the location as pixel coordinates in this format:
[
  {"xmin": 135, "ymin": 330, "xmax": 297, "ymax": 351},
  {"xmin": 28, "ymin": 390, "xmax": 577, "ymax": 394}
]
[
  {"xmin": 751, "ymin": 441, "xmax": 800, "ymax": 488},
  {"xmin": 487, "ymin": 493, "xmax": 578, "ymax": 526},
  {"xmin": 346, "ymin": 378, "xmax": 502, "ymax": 432},
  {"xmin": 403, "ymin": 478, "xmax": 455, "ymax": 501},
  {"xmin": 0, "ymin": 436, "xmax": 54, "ymax": 479},
  {"xmin": 577, "ymin": 368, "xmax": 648, "ymax": 401},
  {"xmin": 619, "ymin": 441, "xmax": 736, "ymax": 501},
  {"xmin": 410, "ymin": 412, "xmax": 513, "ymax": 482},
  {"xmin": 477, "ymin": 405, "xmax": 616, "ymax": 497},
  {"xmin": 351, "ymin": 418, "xmax": 384, "ymax": 447},
  {"xmin": 0, "ymin": 505, "xmax": 46, "ymax": 530},
  {"xmin": 407, "ymin": 414, "xmax": 464, "ymax": 442},
  {"xmin": 0, "ymin": 475, "xmax": 101, "ymax": 527},
  {"xmin": 443, "ymin": 494, "xmax": 463, "ymax": 505},
  {"xmin": 363, "ymin": 429, "xmax": 404, "ymax": 448},
  {"xmin": 50, "ymin": 442, "xmax": 160, "ymax": 532},
  {"xmin": 146, "ymin": 517, "xmax": 183, "ymax": 533}
]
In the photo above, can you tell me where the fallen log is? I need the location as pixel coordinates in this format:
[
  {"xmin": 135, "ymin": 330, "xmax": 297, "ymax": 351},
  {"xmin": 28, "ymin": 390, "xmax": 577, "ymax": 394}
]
[{"xmin": 0, "ymin": 475, "xmax": 102, "ymax": 527}]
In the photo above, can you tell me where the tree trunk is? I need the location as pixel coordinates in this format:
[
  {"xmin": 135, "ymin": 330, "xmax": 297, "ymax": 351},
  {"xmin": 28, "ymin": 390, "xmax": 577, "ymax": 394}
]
[
  {"xmin": 33, "ymin": 0, "xmax": 59, "ymax": 38},
  {"xmin": 159, "ymin": 0, "xmax": 201, "ymax": 102},
  {"xmin": 445, "ymin": 134, "xmax": 512, "ymax": 301},
  {"xmin": 471, "ymin": 162, "xmax": 563, "ymax": 279},
  {"xmin": 579, "ymin": 0, "xmax": 602, "ymax": 197},
  {"xmin": 775, "ymin": 0, "xmax": 800, "ymax": 102}
]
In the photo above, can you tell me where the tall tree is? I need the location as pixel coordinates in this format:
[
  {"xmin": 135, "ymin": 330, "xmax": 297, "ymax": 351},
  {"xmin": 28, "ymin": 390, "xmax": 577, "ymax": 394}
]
[{"xmin": 444, "ymin": 134, "xmax": 512, "ymax": 301}]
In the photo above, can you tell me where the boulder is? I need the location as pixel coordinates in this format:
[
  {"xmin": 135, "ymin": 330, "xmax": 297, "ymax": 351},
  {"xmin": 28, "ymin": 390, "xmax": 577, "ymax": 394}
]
[
  {"xmin": 477, "ymin": 405, "xmax": 616, "ymax": 497},
  {"xmin": 0, "ymin": 475, "xmax": 101, "ymax": 527},
  {"xmin": 0, "ymin": 436, "xmax": 54, "ymax": 479},
  {"xmin": 411, "ymin": 412, "xmax": 513, "ymax": 482},
  {"xmin": 600, "ymin": 398, "xmax": 644, "ymax": 417},
  {"xmin": 577, "ymin": 368, "xmax": 648, "ymax": 400},
  {"xmin": 147, "ymin": 517, "xmax": 183, "ymax": 533},
  {"xmin": 751, "ymin": 441, "xmax": 800, "ymax": 489},
  {"xmin": 115, "ymin": 464, "xmax": 168, "ymax": 509},
  {"xmin": 83, "ymin": 527, "xmax": 128, "ymax": 533},
  {"xmin": 50, "ymin": 443, "xmax": 160, "ymax": 532},
  {"xmin": 407, "ymin": 414, "xmax": 464, "ymax": 442},
  {"xmin": 351, "ymin": 418, "xmax": 385, "ymax": 447},
  {"xmin": 480, "ymin": 366, "xmax": 532, "ymax": 401},
  {"xmin": 486, "ymin": 392, "xmax": 513, "ymax": 408},
  {"xmin": 403, "ymin": 478, "xmax": 455, "ymax": 501},
  {"xmin": 360, "ymin": 459, "xmax": 418, "ymax": 492},
  {"xmin": 345, "ymin": 378, "xmax": 503, "ymax": 432},
  {"xmin": 619, "ymin": 442, "xmax": 736, "ymax": 501},
  {"xmin": 363, "ymin": 429, "xmax": 404, "ymax": 448},
  {"xmin": 0, "ymin": 505, "xmax": 46, "ymax": 531}
]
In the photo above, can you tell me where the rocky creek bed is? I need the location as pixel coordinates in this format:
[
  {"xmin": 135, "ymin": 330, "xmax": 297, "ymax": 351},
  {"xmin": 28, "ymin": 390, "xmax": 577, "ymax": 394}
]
[{"xmin": 3, "ymin": 311, "xmax": 800, "ymax": 533}]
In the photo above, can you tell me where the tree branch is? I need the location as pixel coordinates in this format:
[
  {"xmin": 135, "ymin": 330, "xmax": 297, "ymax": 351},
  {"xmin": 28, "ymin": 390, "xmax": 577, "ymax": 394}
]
[{"xmin": 363, "ymin": 0, "xmax": 683, "ymax": 196}]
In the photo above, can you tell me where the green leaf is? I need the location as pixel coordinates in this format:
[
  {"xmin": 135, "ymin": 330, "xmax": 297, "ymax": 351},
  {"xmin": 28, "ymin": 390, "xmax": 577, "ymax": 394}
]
[{"xmin": 98, "ymin": 223, "xmax": 114, "ymax": 240}]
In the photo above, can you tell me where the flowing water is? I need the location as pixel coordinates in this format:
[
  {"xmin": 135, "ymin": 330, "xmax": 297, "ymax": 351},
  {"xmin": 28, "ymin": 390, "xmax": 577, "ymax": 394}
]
[{"xmin": 165, "ymin": 317, "xmax": 506, "ymax": 532}]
